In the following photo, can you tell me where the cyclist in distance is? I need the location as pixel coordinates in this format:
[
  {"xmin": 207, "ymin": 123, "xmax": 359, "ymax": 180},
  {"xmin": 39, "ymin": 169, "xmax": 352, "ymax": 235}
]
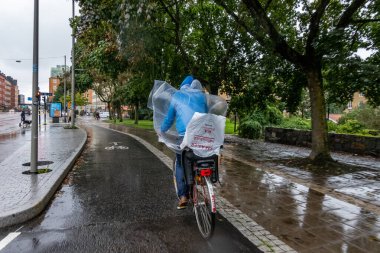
[
  {"xmin": 160, "ymin": 75, "xmax": 207, "ymax": 210},
  {"xmin": 21, "ymin": 110, "xmax": 26, "ymax": 123}
]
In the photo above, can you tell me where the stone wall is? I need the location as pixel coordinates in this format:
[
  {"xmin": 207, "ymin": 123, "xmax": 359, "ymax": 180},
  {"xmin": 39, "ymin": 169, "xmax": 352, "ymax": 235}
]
[{"xmin": 265, "ymin": 127, "xmax": 380, "ymax": 157}]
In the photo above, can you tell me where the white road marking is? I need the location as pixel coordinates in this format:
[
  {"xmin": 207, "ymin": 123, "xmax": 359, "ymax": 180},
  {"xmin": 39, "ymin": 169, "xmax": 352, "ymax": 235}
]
[
  {"xmin": 105, "ymin": 142, "xmax": 129, "ymax": 150},
  {"xmin": 0, "ymin": 232, "xmax": 21, "ymax": 251}
]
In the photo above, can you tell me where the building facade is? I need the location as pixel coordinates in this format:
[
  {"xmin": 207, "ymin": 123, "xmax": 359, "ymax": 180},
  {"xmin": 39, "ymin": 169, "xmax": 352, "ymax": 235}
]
[
  {"xmin": 76, "ymin": 89, "xmax": 108, "ymax": 113},
  {"xmin": 0, "ymin": 73, "xmax": 5, "ymax": 110},
  {"xmin": 50, "ymin": 65, "xmax": 67, "ymax": 78},
  {"xmin": 18, "ymin": 94, "xmax": 25, "ymax": 105},
  {"xmin": 347, "ymin": 92, "xmax": 368, "ymax": 111},
  {"xmin": 8, "ymin": 76, "xmax": 18, "ymax": 108},
  {"xmin": 48, "ymin": 77, "xmax": 60, "ymax": 102},
  {"xmin": 0, "ymin": 71, "xmax": 19, "ymax": 111}
]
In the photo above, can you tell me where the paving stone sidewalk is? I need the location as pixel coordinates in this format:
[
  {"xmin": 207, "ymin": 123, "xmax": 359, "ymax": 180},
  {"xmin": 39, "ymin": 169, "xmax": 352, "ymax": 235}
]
[
  {"xmin": 0, "ymin": 125, "xmax": 87, "ymax": 228},
  {"xmin": 224, "ymin": 135, "xmax": 380, "ymax": 210},
  {"xmin": 221, "ymin": 135, "xmax": 380, "ymax": 253}
]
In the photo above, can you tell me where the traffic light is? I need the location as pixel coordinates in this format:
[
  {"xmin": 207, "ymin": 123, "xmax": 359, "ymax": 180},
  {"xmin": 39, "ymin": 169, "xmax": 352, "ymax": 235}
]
[
  {"xmin": 35, "ymin": 91, "xmax": 40, "ymax": 100},
  {"xmin": 43, "ymin": 96, "xmax": 46, "ymax": 104}
]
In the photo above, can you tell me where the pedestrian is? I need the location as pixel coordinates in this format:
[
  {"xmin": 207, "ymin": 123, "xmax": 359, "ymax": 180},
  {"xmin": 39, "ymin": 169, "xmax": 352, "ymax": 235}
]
[
  {"xmin": 160, "ymin": 75, "xmax": 207, "ymax": 209},
  {"xmin": 21, "ymin": 110, "xmax": 25, "ymax": 123}
]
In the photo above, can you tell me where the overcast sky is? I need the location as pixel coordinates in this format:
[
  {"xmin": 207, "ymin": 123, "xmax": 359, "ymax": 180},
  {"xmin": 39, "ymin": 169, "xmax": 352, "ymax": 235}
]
[{"xmin": 0, "ymin": 0, "xmax": 79, "ymax": 98}]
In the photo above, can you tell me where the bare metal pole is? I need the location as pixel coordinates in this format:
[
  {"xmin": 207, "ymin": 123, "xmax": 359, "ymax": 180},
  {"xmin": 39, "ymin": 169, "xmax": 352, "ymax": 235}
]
[
  {"xmin": 63, "ymin": 55, "xmax": 67, "ymax": 122},
  {"xmin": 71, "ymin": 0, "xmax": 75, "ymax": 127},
  {"xmin": 30, "ymin": 0, "xmax": 39, "ymax": 173}
]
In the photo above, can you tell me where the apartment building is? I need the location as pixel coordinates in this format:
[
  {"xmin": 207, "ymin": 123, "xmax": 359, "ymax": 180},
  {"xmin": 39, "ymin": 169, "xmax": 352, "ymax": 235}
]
[
  {"xmin": 0, "ymin": 73, "xmax": 5, "ymax": 109},
  {"xmin": 9, "ymin": 76, "xmax": 18, "ymax": 108},
  {"xmin": 79, "ymin": 89, "xmax": 107, "ymax": 112},
  {"xmin": 0, "ymin": 71, "xmax": 19, "ymax": 111},
  {"xmin": 48, "ymin": 77, "xmax": 60, "ymax": 102},
  {"xmin": 347, "ymin": 92, "xmax": 368, "ymax": 110},
  {"xmin": 51, "ymin": 65, "xmax": 67, "ymax": 78},
  {"xmin": 18, "ymin": 94, "xmax": 25, "ymax": 104}
]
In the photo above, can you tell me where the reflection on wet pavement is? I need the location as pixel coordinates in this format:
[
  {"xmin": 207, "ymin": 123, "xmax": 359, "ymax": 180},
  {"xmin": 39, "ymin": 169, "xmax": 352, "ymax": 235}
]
[
  {"xmin": 104, "ymin": 123, "xmax": 380, "ymax": 252},
  {"xmin": 223, "ymin": 139, "xmax": 380, "ymax": 212},
  {"xmin": 217, "ymin": 155, "xmax": 380, "ymax": 252}
]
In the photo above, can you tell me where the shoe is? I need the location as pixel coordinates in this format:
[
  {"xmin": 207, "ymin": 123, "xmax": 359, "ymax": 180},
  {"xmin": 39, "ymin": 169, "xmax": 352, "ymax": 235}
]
[{"xmin": 177, "ymin": 196, "xmax": 188, "ymax": 210}]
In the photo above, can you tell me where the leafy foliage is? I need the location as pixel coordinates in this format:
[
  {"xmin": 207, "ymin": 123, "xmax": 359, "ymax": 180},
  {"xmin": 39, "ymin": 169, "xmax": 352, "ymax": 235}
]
[
  {"xmin": 239, "ymin": 105, "xmax": 283, "ymax": 139},
  {"xmin": 338, "ymin": 105, "xmax": 380, "ymax": 130},
  {"xmin": 336, "ymin": 120, "xmax": 365, "ymax": 134},
  {"xmin": 239, "ymin": 119, "xmax": 262, "ymax": 139},
  {"xmin": 280, "ymin": 117, "xmax": 311, "ymax": 130},
  {"xmin": 215, "ymin": 0, "xmax": 380, "ymax": 161},
  {"xmin": 73, "ymin": 0, "xmax": 380, "ymax": 160}
]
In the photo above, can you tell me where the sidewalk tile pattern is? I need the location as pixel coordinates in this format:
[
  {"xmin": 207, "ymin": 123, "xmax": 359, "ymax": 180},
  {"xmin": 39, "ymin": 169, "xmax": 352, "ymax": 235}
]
[{"xmin": 0, "ymin": 125, "xmax": 87, "ymax": 228}]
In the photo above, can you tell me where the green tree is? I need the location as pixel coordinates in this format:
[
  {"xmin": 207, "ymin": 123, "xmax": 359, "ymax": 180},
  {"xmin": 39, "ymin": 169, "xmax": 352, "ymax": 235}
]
[
  {"xmin": 215, "ymin": 0, "xmax": 380, "ymax": 162},
  {"xmin": 58, "ymin": 92, "xmax": 88, "ymax": 107},
  {"xmin": 74, "ymin": 0, "xmax": 130, "ymax": 121}
]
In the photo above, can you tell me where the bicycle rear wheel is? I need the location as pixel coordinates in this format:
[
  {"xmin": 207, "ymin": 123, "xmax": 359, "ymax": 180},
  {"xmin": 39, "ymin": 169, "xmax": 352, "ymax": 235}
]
[{"xmin": 193, "ymin": 176, "xmax": 215, "ymax": 239}]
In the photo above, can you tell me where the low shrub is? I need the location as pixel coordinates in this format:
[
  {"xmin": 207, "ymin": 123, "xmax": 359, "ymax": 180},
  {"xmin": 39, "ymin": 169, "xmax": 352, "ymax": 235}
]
[
  {"xmin": 280, "ymin": 117, "xmax": 311, "ymax": 130},
  {"xmin": 238, "ymin": 105, "xmax": 283, "ymax": 139},
  {"xmin": 327, "ymin": 120, "xmax": 338, "ymax": 132},
  {"xmin": 338, "ymin": 105, "xmax": 380, "ymax": 130},
  {"xmin": 239, "ymin": 119, "xmax": 262, "ymax": 139},
  {"xmin": 266, "ymin": 106, "xmax": 283, "ymax": 125},
  {"xmin": 336, "ymin": 120, "xmax": 365, "ymax": 134}
]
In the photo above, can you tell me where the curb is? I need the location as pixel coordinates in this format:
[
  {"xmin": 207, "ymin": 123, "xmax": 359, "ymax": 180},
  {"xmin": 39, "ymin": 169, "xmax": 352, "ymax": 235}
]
[{"xmin": 0, "ymin": 127, "xmax": 87, "ymax": 228}]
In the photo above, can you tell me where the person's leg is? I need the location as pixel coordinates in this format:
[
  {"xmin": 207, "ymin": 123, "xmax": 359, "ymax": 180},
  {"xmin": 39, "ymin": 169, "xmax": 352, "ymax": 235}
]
[{"xmin": 175, "ymin": 153, "xmax": 188, "ymax": 198}]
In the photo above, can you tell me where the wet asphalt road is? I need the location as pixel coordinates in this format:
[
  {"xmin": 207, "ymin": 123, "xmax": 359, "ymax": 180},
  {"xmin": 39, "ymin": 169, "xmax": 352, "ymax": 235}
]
[
  {"xmin": 0, "ymin": 112, "xmax": 32, "ymax": 161},
  {"xmin": 1, "ymin": 124, "xmax": 260, "ymax": 253}
]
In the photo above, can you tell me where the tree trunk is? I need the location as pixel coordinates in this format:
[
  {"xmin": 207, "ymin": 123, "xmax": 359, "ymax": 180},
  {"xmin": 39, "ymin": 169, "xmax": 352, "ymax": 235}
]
[
  {"xmin": 117, "ymin": 106, "xmax": 123, "ymax": 122},
  {"xmin": 134, "ymin": 103, "xmax": 139, "ymax": 124},
  {"xmin": 306, "ymin": 67, "xmax": 332, "ymax": 163},
  {"xmin": 106, "ymin": 102, "xmax": 111, "ymax": 119}
]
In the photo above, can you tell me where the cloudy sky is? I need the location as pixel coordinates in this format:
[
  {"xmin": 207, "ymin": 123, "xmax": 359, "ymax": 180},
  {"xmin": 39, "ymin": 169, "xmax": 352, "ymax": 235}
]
[{"xmin": 0, "ymin": 0, "xmax": 79, "ymax": 99}]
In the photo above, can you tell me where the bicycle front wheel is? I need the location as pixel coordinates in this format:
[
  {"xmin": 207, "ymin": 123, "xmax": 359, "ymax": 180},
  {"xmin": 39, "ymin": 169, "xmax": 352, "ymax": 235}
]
[{"xmin": 193, "ymin": 176, "xmax": 215, "ymax": 239}]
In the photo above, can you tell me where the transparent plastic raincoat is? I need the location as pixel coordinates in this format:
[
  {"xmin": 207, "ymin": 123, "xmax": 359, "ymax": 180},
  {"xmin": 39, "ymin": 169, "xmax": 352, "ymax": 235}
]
[{"xmin": 148, "ymin": 79, "xmax": 228, "ymax": 157}]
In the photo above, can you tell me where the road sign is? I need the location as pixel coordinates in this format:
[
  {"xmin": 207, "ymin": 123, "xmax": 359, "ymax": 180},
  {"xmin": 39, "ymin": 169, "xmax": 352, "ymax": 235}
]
[
  {"xmin": 27, "ymin": 97, "xmax": 32, "ymax": 101},
  {"xmin": 40, "ymin": 92, "xmax": 52, "ymax": 96}
]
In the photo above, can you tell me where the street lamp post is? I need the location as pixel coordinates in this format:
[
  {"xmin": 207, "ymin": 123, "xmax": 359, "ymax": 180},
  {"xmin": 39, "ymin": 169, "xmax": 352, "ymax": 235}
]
[
  {"xmin": 63, "ymin": 55, "xmax": 67, "ymax": 122},
  {"xmin": 30, "ymin": 0, "xmax": 39, "ymax": 173},
  {"xmin": 71, "ymin": 0, "xmax": 75, "ymax": 128}
]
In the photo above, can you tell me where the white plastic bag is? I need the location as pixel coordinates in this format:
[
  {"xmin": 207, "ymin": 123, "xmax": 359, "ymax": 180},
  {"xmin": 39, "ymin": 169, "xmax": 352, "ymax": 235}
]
[{"xmin": 180, "ymin": 112, "xmax": 226, "ymax": 157}]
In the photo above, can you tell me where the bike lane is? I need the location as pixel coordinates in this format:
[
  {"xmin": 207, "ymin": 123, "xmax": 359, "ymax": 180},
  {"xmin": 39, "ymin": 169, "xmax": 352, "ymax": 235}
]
[{"xmin": 1, "ymin": 124, "xmax": 260, "ymax": 253}]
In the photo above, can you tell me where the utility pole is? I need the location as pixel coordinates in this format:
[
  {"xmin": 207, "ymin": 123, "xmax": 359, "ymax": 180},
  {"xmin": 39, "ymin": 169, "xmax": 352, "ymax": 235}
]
[
  {"xmin": 43, "ymin": 96, "xmax": 46, "ymax": 125},
  {"xmin": 63, "ymin": 55, "xmax": 67, "ymax": 122},
  {"xmin": 71, "ymin": 0, "xmax": 76, "ymax": 128},
  {"xmin": 30, "ymin": 0, "xmax": 39, "ymax": 173}
]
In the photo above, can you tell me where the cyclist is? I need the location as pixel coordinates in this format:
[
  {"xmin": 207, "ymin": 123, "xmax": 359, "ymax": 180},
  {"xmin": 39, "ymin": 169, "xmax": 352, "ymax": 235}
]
[
  {"xmin": 160, "ymin": 75, "xmax": 207, "ymax": 209},
  {"xmin": 21, "ymin": 110, "xmax": 26, "ymax": 123}
]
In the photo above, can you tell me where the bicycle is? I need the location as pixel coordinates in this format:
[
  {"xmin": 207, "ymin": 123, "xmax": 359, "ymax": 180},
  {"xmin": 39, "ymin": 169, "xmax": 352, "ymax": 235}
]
[
  {"xmin": 19, "ymin": 120, "xmax": 32, "ymax": 128},
  {"xmin": 173, "ymin": 147, "xmax": 220, "ymax": 239}
]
